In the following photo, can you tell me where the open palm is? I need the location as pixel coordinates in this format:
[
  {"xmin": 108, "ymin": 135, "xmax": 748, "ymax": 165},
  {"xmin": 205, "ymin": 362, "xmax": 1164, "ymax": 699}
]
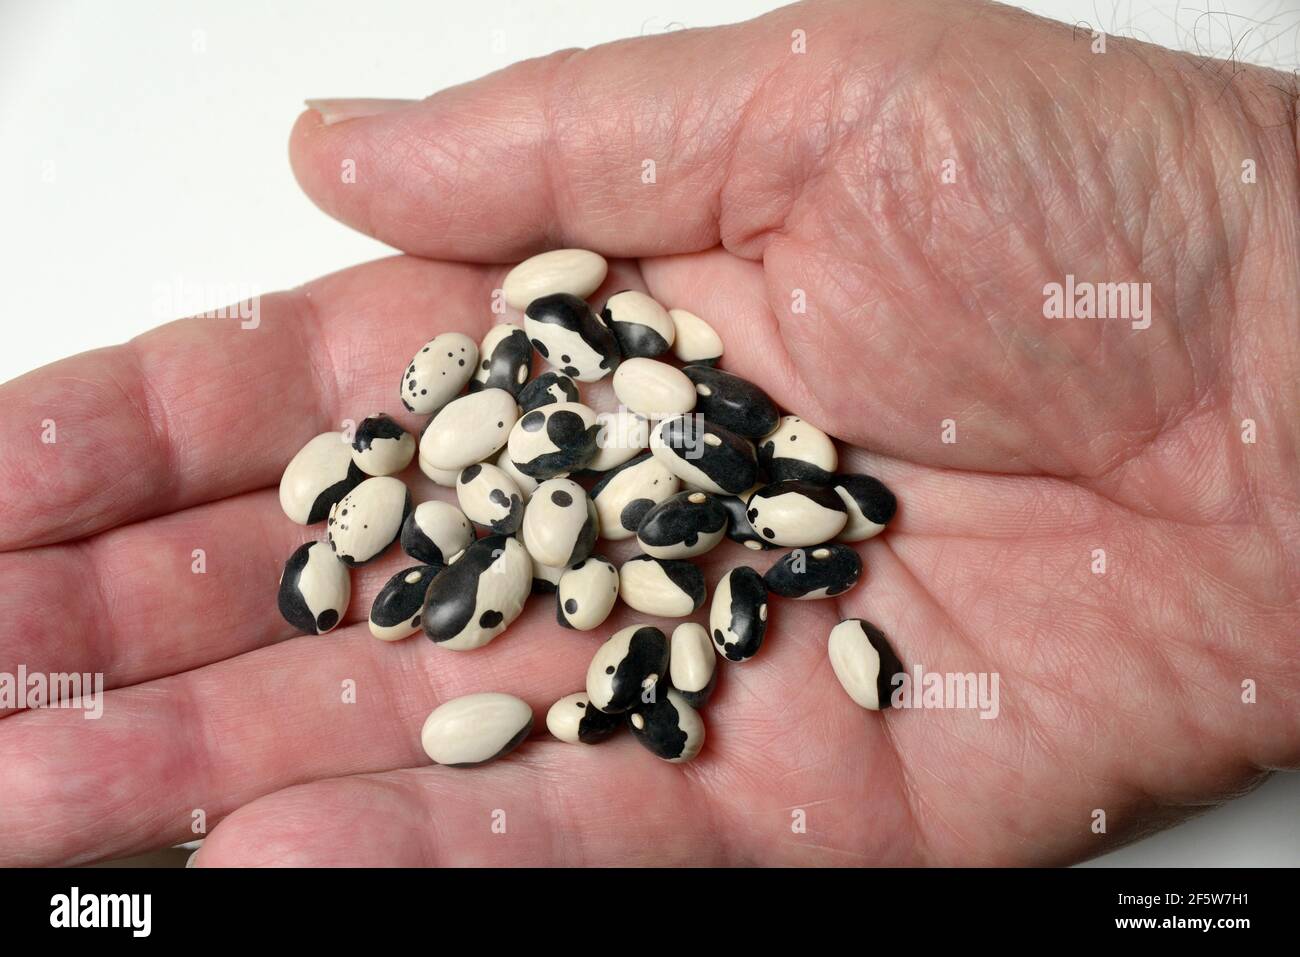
[{"xmin": 2, "ymin": 0, "xmax": 1296, "ymax": 866}]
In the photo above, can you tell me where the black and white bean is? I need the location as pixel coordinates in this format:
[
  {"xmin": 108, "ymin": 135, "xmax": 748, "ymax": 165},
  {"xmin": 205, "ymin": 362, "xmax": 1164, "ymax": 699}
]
[
  {"xmin": 277, "ymin": 541, "xmax": 350, "ymax": 635},
  {"xmin": 601, "ymin": 290, "xmax": 675, "ymax": 358},
  {"xmin": 470, "ymin": 323, "xmax": 533, "ymax": 395},
  {"xmin": 744, "ymin": 480, "xmax": 847, "ymax": 547},
  {"xmin": 682, "ymin": 365, "xmax": 780, "ymax": 439},
  {"xmin": 716, "ymin": 488, "xmax": 777, "ymax": 551},
  {"xmin": 401, "ymin": 332, "xmax": 478, "ymax": 414},
  {"xmin": 556, "ymin": 556, "xmax": 619, "ymax": 631},
  {"xmin": 502, "ymin": 249, "xmax": 607, "ymax": 311},
  {"xmin": 763, "ymin": 543, "xmax": 862, "ymax": 599},
  {"xmin": 350, "ymin": 413, "xmax": 415, "ymax": 476},
  {"xmin": 636, "ymin": 490, "xmax": 727, "ymax": 560},
  {"xmin": 516, "ymin": 370, "xmax": 579, "ymax": 411},
  {"xmin": 521, "ymin": 478, "xmax": 598, "ymax": 568},
  {"xmin": 612, "ymin": 358, "xmax": 696, "ymax": 419},
  {"xmin": 650, "ymin": 414, "xmax": 757, "ymax": 495},
  {"xmin": 586, "ymin": 624, "xmax": 670, "ymax": 713},
  {"xmin": 419, "ymin": 388, "xmax": 518, "ymax": 472},
  {"xmin": 667, "ymin": 308, "xmax": 723, "ymax": 366},
  {"xmin": 279, "ymin": 432, "xmax": 364, "ymax": 525},
  {"xmin": 369, "ymin": 564, "xmax": 436, "ymax": 641},
  {"xmin": 589, "ymin": 452, "xmax": 679, "ymax": 541},
  {"xmin": 507, "ymin": 401, "xmax": 600, "ymax": 479},
  {"xmin": 618, "ymin": 555, "xmax": 707, "ymax": 618},
  {"xmin": 831, "ymin": 474, "xmax": 897, "ymax": 541},
  {"xmin": 401, "ymin": 499, "xmax": 475, "ymax": 565},
  {"xmin": 456, "ymin": 463, "xmax": 524, "ymax": 535},
  {"xmin": 524, "ymin": 293, "xmax": 621, "ymax": 382},
  {"xmin": 669, "ymin": 622, "xmax": 717, "ymax": 708},
  {"xmin": 546, "ymin": 692, "xmax": 622, "ymax": 744},
  {"xmin": 420, "ymin": 692, "xmax": 534, "ymax": 766},
  {"xmin": 628, "ymin": 688, "xmax": 705, "ymax": 763},
  {"xmin": 757, "ymin": 415, "xmax": 838, "ymax": 482},
  {"xmin": 827, "ymin": 619, "xmax": 903, "ymax": 710},
  {"xmin": 709, "ymin": 566, "xmax": 768, "ymax": 662},
  {"xmin": 326, "ymin": 476, "xmax": 412, "ymax": 566},
  {"xmin": 421, "ymin": 534, "xmax": 532, "ymax": 650}
]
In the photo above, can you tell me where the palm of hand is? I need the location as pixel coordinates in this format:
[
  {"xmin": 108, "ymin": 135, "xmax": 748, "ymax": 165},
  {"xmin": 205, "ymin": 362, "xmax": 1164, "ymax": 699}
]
[{"xmin": 1, "ymin": 0, "xmax": 1295, "ymax": 866}]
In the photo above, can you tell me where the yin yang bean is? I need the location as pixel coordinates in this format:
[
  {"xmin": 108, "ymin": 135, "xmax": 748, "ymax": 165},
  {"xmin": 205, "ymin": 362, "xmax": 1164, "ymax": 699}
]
[
  {"xmin": 279, "ymin": 432, "xmax": 365, "ymax": 525},
  {"xmin": 456, "ymin": 463, "xmax": 524, "ymax": 535},
  {"xmin": 521, "ymin": 479, "xmax": 598, "ymax": 568},
  {"xmin": 763, "ymin": 543, "xmax": 862, "ymax": 599},
  {"xmin": 669, "ymin": 622, "xmax": 717, "ymax": 708},
  {"xmin": 650, "ymin": 414, "xmax": 757, "ymax": 495},
  {"xmin": 716, "ymin": 488, "xmax": 777, "ymax": 551},
  {"xmin": 546, "ymin": 692, "xmax": 622, "ymax": 744},
  {"xmin": 502, "ymin": 249, "xmax": 607, "ymax": 311},
  {"xmin": 682, "ymin": 365, "xmax": 779, "ymax": 439},
  {"xmin": 369, "ymin": 564, "xmax": 436, "ymax": 641},
  {"xmin": 832, "ymin": 474, "xmax": 897, "ymax": 542},
  {"xmin": 556, "ymin": 556, "xmax": 619, "ymax": 631},
  {"xmin": 524, "ymin": 293, "xmax": 621, "ymax": 382},
  {"xmin": 400, "ymin": 500, "xmax": 475, "ymax": 565},
  {"xmin": 709, "ymin": 566, "xmax": 768, "ymax": 662},
  {"xmin": 636, "ymin": 490, "xmax": 727, "ymax": 560},
  {"xmin": 612, "ymin": 358, "xmax": 696, "ymax": 419},
  {"xmin": 584, "ymin": 409, "xmax": 650, "ymax": 473},
  {"xmin": 507, "ymin": 401, "xmax": 600, "ymax": 478},
  {"xmin": 586, "ymin": 624, "xmax": 670, "ymax": 713},
  {"xmin": 400, "ymin": 332, "xmax": 478, "ymax": 414},
  {"xmin": 350, "ymin": 413, "xmax": 415, "ymax": 476},
  {"xmin": 744, "ymin": 480, "xmax": 847, "ymax": 547},
  {"xmin": 827, "ymin": 619, "xmax": 903, "ymax": 711},
  {"xmin": 589, "ymin": 452, "xmax": 680, "ymax": 540},
  {"xmin": 618, "ymin": 556, "xmax": 706, "ymax": 618},
  {"xmin": 667, "ymin": 308, "xmax": 723, "ymax": 365},
  {"xmin": 628, "ymin": 688, "xmax": 705, "ymax": 763},
  {"xmin": 419, "ymin": 388, "xmax": 518, "ymax": 471},
  {"xmin": 470, "ymin": 323, "xmax": 533, "ymax": 395},
  {"xmin": 326, "ymin": 476, "xmax": 412, "ymax": 566},
  {"xmin": 420, "ymin": 692, "xmax": 534, "ymax": 767},
  {"xmin": 516, "ymin": 370, "xmax": 579, "ymax": 411},
  {"xmin": 601, "ymin": 290, "xmax": 675, "ymax": 358},
  {"xmin": 757, "ymin": 415, "xmax": 838, "ymax": 482},
  {"xmin": 421, "ymin": 534, "xmax": 532, "ymax": 650},
  {"xmin": 277, "ymin": 541, "xmax": 350, "ymax": 635}
]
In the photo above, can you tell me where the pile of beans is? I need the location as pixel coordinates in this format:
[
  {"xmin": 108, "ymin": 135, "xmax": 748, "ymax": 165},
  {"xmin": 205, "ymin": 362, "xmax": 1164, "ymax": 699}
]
[{"xmin": 276, "ymin": 249, "xmax": 903, "ymax": 767}]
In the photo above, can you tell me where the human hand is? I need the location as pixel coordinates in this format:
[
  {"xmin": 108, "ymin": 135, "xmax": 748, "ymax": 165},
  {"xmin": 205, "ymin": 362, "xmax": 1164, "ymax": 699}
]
[{"xmin": 2, "ymin": 0, "xmax": 1296, "ymax": 866}]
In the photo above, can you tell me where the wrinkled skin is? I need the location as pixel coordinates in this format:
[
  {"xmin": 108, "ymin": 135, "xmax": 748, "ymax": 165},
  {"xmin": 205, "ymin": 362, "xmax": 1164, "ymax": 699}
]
[{"xmin": 0, "ymin": 0, "xmax": 1296, "ymax": 866}]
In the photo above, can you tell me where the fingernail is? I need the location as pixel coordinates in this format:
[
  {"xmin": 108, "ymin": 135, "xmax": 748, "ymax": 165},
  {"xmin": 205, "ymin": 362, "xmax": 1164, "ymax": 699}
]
[{"xmin": 304, "ymin": 98, "xmax": 417, "ymax": 126}]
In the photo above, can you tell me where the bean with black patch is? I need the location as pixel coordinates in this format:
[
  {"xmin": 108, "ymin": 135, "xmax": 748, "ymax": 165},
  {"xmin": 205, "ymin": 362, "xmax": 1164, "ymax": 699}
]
[
  {"xmin": 546, "ymin": 692, "xmax": 623, "ymax": 744},
  {"xmin": 589, "ymin": 452, "xmax": 679, "ymax": 541},
  {"xmin": 326, "ymin": 476, "xmax": 412, "ymax": 566},
  {"xmin": 757, "ymin": 414, "xmax": 838, "ymax": 482},
  {"xmin": 524, "ymin": 293, "xmax": 621, "ymax": 382},
  {"xmin": 585, "ymin": 624, "xmax": 669, "ymax": 713},
  {"xmin": 601, "ymin": 290, "xmax": 675, "ymax": 358},
  {"xmin": 401, "ymin": 500, "xmax": 475, "ymax": 565},
  {"xmin": 419, "ymin": 388, "xmax": 518, "ymax": 472},
  {"xmin": 556, "ymin": 555, "xmax": 619, "ymax": 631},
  {"xmin": 618, "ymin": 555, "xmax": 706, "ymax": 618},
  {"xmin": 682, "ymin": 365, "xmax": 780, "ymax": 439},
  {"xmin": 828, "ymin": 619, "xmax": 904, "ymax": 710},
  {"xmin": 831, "ymin": 473, "xmax": 898, "ymax": 542},
  {"xmin": 628, "ymin": 688, "xmax": 705, "ymax": 763},
  {"xmin": 277, "ymin": 541, "xmax": 350, "ymax": 635},
  {"xmin": 421, "ymin": 534, "xmax": 531, "ymax": 650},
  {"xmin": 744, "ymin": 480, "xmax": 847, "ymax": 546},
  {"xmin": 650, "ymin": 414, "xmax": 757, "ymax": 495},
  {"xmin": 516, "ymin": 370, "xmax": 579, "ymax": 411},
  {"xmin": 420, "ymin": 692, "xmax": 534, "ymax": 766},
  {"xmin": 521, "ymin": 478, "xmax": 598, "ymax": 568},
  {"xmin": 400, "ymin": 331, "xmax": 478, "ymax": 414},
  {"xmin": 764, "ymin": 543, "xmax": 862, "ymax": 599},
  {"xmin": 716, "ymin": 488, "xmax": 777, "ymax": 551},
  {"xmin": 279, "ymin": 432, "xmax": 365, "ymax": 525},
  {"xmin": 350, "ymin": 413, "xmax": 415, "ymax": 476},
  {"xmin": 636, "ymin": 490, "xmax": 727, "ymax": 560},
  {"xmin": 507, "ymin": 401, "xmax": 600, "ymax": 479},
  {"xmin": 456, "ymin": 463, "xmax": 524, "ymax": 534},
  {"xmin": 669, "ymin": 622, "xmax": 717, "ymax": 708},
  {"xmin": 369, "ymin": 564, "xmax": 437, "ymax": 641},
  {"xmin": 469, "ymin": 323, "xmax": 534, "ymax": 395},
  {"xmin": 709, "ymin": 566, "xmax": 768, "ymax": 662}
]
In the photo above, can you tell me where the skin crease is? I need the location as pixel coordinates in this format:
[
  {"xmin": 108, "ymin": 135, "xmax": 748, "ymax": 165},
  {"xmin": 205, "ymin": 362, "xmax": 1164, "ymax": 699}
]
[{"xmin": 0, "ymin": 0, "xmax": 1296, "ymax": 866}]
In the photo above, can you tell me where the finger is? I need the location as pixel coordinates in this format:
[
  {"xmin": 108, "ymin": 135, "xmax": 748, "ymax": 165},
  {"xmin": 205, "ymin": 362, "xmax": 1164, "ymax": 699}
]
[{"xmin": 0, "ymin": 255, "xmax": 496, "ymax": 551}]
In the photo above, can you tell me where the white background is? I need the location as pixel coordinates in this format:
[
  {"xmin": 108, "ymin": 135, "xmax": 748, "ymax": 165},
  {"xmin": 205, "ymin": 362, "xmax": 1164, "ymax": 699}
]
[{"xmin": 2, "ymin": 0, "xmax": 1296, "ymax": 866}]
